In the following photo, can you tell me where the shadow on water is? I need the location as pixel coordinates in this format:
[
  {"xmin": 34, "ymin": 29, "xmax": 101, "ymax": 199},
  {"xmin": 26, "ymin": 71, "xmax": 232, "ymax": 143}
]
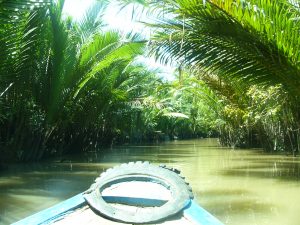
[
  {"xmin": 197, "ymin": 188, "xmax": 253, "ymax": 197},
  {"xmin": 221, "ymin": 160, "xmax": 300, "ymax": 181},
  {"xmin": 0, "ymin": 163, "xmax": 101, "ymax": 225},
  {"xmin": 205, "ymin": 198, "xmax": 274, "ymax": 215},
  {"xmin": 63, "ymin": 147, "xmax": 195, "ymax": 164}
]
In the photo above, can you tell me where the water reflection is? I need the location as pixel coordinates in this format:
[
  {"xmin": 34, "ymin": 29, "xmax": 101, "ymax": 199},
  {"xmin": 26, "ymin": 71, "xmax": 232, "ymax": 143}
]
[{"xmin": 1, "ymin": 138, "xmax": 300, "ymax": 225}]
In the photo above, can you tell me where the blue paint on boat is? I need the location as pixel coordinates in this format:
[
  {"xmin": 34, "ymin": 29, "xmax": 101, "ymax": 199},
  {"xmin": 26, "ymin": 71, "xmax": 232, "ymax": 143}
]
[
  {"xmin": 12, "ymin": 194, "xmax": 224, "ymax": 225},
  {"xmin": 11, "ymin": 193, "xmax": 85, "ymax": 225},
  {"xmin": 184, "ymin": 201, "xmax": 224, "ymax": 225}
]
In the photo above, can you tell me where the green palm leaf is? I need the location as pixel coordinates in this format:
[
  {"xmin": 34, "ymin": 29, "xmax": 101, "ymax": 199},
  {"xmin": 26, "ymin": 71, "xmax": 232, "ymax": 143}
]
[
  {"xmin": 0, "ymin": 0, "xmax": 51, "ymax": 22},
  {"xmin": 76, "ymin": 1, "xmax": 108, "ymax": 43},
  {"xmin": 74, "ymin": 32, "xmax": 146, "ymax": 97},
  {"xmin": 142, "ymin": 0, "xmax": 300, "ymax": 95}
]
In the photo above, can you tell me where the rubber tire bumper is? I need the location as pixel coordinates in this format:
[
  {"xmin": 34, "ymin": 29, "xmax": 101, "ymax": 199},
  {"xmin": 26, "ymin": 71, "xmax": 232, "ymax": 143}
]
[{"xmin": 84, "ymin": 161, "xmax": 193, "ymax": 224}]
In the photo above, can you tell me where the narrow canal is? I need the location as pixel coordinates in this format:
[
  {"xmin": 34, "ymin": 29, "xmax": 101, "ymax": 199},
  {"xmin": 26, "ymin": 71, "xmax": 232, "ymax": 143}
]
[{"xmin": 1, "ymin": 138, "xmax": 300, "ymax": 225}]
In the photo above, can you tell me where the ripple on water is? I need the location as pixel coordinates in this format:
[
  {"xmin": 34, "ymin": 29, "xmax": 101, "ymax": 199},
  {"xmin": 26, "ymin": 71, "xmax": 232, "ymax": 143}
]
[{"xmin": 2, "ymin": 138, "xmax": 300, "ymax": 225}]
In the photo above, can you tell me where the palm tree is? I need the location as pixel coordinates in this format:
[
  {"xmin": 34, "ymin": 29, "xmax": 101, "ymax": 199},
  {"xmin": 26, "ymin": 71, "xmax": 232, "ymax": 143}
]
[
  {"xmin": 117, "ymin": 0, "xmax": 300, "ymax": 151},
  {"xmin": 0, "ymin": 0, "xmax": 148, "ymax": 160},
  {"xmin": 143, "ymin": 0, "xmax": 299, "ymax": 94},
  {"xmin": 0, "ymin": 0, "xmax": 54, "ymax": 161}
]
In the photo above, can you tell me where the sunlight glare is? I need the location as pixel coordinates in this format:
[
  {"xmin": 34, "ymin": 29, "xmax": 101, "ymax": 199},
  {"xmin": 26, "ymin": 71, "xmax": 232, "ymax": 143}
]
[
  {"xmin": 63, "ymin": 0, "xmax": 175, "ymax": 80},
  {"xmin": 63, "ymin": 0, "xmax": 94, "ymax": 20}
]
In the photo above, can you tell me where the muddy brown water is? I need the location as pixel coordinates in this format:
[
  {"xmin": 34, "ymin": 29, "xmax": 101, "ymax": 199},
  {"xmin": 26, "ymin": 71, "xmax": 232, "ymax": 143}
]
[{"xmin": 1, "ymin": 138, "xmax": 300, "ymax": 225}]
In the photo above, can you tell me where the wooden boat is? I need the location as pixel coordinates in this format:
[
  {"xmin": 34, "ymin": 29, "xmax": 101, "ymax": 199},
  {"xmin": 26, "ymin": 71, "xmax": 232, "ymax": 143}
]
[{"xmin": 12, "ymin": 162, "xmax": 224, "ymax": 225}]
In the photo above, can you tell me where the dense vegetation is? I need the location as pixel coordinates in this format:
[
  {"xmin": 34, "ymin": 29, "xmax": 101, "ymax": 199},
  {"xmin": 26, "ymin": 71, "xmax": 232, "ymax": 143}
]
[
  {"xmin": 125, "ymin": 0, "xmax": 300, "ymax": 153},
  {"xmin": 0, "ymin": 0, "xmax": 299, "ymax": 162}
]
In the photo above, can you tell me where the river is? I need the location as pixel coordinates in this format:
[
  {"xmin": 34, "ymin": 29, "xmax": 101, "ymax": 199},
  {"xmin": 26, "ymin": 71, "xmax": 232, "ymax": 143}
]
[{"xmin": 1, "ymin": 138, "xmax": 300, "ymax": 225}]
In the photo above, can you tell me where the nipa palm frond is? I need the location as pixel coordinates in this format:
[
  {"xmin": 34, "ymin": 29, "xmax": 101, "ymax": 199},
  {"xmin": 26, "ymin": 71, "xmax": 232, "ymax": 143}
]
[
  {"xmin": 148, "ymin": 0, "xmax": 300, "ymax": 95},
  {"xmin": 210, "ymin": 0, "xmax": 300, "ymax": 70},
  {"xmin": 76, "ymin": 1, "xmax": 108, "ymax": 44},
  {"xmin": 0, "ymin": 0, "xmax": 51, "ymax": 22},
  {"xmin": 74, "ymin": 31, "xmax": 146, "ymax": 97}
]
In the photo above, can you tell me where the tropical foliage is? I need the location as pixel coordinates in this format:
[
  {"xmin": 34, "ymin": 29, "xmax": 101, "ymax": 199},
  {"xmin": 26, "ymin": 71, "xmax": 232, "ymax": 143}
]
[
  {"xmin": 0, "ymin": 0, "xmax": 214, "ymax": 162},
  {"xmin": 120, "ymin": 0, "xmax": 300, "ymax": 153},
  {"xmin": 1, "ymin": 0, "xmax": 300, "ymax": 162}
]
